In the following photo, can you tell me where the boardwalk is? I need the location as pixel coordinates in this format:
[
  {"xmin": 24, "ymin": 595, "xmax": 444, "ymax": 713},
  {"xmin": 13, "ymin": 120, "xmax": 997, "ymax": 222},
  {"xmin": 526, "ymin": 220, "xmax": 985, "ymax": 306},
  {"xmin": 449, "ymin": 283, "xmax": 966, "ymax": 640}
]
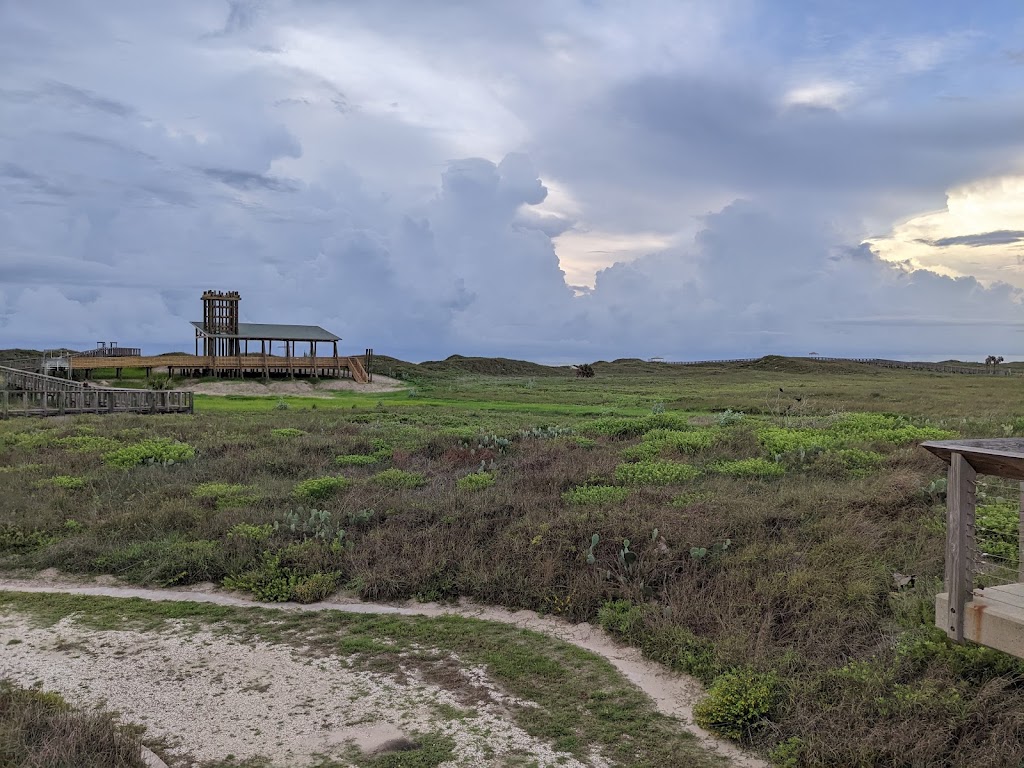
[
  {"xmin": 0, "ymin": 365, "xmax": 192, "ymax": 418},
  {"xmin": 68, "ymin": 353, "xmax": 371, "ymax": 383}
]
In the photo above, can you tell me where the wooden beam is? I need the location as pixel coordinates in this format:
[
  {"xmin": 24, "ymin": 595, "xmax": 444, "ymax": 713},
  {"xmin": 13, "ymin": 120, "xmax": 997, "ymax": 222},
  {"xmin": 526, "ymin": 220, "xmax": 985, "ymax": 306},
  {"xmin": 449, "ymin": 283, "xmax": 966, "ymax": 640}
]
[{"xmin": 945, "ymin": 452, "xmax": 976, "ymax": 642}]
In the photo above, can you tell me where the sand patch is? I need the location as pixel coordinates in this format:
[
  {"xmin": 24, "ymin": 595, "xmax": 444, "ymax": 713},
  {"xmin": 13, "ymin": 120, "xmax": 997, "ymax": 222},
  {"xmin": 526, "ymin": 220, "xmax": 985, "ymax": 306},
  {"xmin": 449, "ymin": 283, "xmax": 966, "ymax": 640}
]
[{"xmin": 0, "ymin": 613, "xmax": 596, "ymax": 767}]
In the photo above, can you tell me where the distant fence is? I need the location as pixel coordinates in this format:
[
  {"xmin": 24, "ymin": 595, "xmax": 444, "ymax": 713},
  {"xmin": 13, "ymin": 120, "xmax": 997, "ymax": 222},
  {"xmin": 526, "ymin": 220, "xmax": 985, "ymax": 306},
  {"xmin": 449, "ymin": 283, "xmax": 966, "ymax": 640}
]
[{"xmin": 667, "ymin": 357, "xmax": 1020, "ymax": 377}]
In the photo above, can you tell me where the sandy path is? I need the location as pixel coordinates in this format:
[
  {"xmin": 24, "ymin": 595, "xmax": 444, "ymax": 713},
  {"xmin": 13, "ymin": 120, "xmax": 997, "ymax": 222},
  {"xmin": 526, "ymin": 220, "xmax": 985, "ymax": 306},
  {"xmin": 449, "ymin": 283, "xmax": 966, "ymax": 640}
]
[
  {"xmin": 186, "ymin": 375, "xmax": 405, "ymax": 397},
  {"xmin": 0, "ymin": 579, "xmax": 766, "ymax": 768}
]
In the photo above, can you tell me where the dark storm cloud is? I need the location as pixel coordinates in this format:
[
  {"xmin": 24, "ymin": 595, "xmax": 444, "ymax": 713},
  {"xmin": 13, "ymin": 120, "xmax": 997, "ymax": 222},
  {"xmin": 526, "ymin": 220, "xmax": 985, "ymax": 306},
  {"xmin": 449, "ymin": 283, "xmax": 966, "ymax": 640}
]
[{"xmin": 926, "ymin": 230, "xmax": 1024, "ymax": 248}]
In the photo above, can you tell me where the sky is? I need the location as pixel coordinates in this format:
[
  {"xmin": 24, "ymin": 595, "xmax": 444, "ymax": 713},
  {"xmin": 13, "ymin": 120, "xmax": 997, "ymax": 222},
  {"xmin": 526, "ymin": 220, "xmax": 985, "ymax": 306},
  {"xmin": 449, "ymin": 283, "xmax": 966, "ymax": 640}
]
[{"xmin": 3, "ymin": 1, "xmax": 1024, "ymax": 363}]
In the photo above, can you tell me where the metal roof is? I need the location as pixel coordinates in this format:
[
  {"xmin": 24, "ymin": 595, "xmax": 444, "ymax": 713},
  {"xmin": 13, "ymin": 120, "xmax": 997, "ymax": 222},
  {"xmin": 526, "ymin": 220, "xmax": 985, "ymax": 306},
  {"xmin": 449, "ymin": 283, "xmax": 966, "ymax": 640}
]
[{"xmin": 190, "ymin": 322, "xmax": 340, "ymax": 342}]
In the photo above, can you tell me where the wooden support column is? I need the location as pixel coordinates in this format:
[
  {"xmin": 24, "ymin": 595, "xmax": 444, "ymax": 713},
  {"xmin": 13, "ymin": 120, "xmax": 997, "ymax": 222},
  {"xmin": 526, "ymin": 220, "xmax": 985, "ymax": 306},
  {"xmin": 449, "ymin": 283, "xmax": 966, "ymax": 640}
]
[
  {"xmin": 945, "ymin": 452, "xmax": 976, "ymax": 642},
  {"xmin": 311, "ymin": 341, "xmax": 317, "ymax": 377},
  {"xmin": 333, "ymin": 341, "xmax": 339, "ymax": 378}
]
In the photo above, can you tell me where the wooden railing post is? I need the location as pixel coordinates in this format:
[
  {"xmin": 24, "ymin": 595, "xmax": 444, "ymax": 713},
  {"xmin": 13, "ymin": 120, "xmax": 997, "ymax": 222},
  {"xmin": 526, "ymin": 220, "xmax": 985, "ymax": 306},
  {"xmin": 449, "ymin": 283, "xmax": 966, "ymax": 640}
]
[{"xmin": 946, "ymin": 452, "xmax": 976, "ymax": 642}]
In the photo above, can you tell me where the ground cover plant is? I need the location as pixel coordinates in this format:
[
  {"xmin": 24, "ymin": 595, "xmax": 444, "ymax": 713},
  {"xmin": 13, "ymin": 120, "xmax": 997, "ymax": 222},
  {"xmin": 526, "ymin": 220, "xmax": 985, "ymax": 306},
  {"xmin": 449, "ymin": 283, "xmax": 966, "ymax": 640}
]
[{"xmin": 3, "ymin": 356, "xmax": 1024, "ymax": 766}]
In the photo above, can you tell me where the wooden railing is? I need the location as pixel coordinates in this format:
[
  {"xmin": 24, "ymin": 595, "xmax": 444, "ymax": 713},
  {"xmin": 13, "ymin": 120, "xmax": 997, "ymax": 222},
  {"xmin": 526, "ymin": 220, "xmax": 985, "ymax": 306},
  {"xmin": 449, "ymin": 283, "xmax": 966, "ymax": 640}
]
[{"xmin": 0, "ymin": 365, "xmax": 192, "ymax": 419}]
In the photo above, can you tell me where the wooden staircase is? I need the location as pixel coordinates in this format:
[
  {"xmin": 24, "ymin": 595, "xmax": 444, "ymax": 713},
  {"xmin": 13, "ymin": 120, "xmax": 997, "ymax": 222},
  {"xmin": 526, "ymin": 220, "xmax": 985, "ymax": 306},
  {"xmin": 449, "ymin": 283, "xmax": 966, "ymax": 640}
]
[{"xmin": 347, "ymin": 355, "xmax": 369, "ymax": 384}]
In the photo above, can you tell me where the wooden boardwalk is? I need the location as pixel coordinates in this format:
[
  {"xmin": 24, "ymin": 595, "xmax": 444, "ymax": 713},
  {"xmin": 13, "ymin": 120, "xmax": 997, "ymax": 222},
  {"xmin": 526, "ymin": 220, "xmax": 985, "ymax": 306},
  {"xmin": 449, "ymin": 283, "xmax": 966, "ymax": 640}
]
[
  {"xmin": 69, "ymin": 353, "xmax": 371, "ymax": 384},
  {"xmin": 0, "ymin": 366, "xmax": 192, "ymax": 419}
]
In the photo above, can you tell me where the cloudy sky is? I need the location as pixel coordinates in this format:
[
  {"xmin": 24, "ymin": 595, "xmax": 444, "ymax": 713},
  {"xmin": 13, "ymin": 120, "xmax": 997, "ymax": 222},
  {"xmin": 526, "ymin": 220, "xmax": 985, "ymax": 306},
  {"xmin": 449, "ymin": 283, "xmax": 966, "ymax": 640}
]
[{"xmin": 3, "ymin": 1, "xmax": 1024, "ymax": 362}]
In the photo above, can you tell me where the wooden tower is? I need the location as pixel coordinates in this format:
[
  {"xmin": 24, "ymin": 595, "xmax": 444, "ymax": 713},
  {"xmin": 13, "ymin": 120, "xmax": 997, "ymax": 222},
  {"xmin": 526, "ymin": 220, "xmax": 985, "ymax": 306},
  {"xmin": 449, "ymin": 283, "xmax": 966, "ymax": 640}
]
[{"xmin": 201, "ymin": 290, "xmax": 241, "ymax": 356}]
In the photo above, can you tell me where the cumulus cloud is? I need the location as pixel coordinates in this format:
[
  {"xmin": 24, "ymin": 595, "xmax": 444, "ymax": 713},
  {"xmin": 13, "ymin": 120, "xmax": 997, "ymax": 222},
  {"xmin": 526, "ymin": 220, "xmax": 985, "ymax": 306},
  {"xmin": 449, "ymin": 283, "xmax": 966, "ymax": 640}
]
[{"xmin": 3, "ymin": 0, "xmax": 1024, "ymax": 362}]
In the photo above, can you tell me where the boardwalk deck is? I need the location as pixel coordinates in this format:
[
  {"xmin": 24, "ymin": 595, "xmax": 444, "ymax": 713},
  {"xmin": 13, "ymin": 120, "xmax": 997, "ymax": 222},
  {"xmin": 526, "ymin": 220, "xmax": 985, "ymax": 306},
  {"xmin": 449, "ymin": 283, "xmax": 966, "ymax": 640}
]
[
  {"xmin": 0, "ymin": 365, "xmax": 192, "ymax": 418},
  {"xmin": 69, "ymin": 353, "xmax": 370, "ymax": 383}
]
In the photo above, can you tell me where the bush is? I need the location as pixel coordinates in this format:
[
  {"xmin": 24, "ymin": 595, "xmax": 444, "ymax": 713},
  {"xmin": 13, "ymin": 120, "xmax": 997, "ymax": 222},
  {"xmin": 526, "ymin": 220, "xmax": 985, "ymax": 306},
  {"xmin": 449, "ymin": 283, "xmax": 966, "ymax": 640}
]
[
  {"xmin": 292, "ymin": 476, "xmax": 350, "ymax": 501},
  {"xmin": 93, "ymin": 537, "xmax": 222, "ymax": 585},
  {"xmin": 370, "ymin": 469, "xmax": 427, "ymax": 489},
  {"xmin": 712, "ymin": 458, "xmax": 786, "ymax": 479},
  {"xmin": 0, "ymin": 526, "xmax": 55, "ymax": 554},
  {"xmin": 597, "ymin": 599, "xmax": 648, "ymax": 640},
  {"xmin": 271, "ymin": 428, "xmax": 306, "ymax": 438},
  {"xmin": 335, "ymin": 454, "xmax": 380, "ymax": 466},
  {"xmin": 103, "ymin": 439, "xmax": 195, "ymax": 468},
  {"xmin": 615, "ymin": 461, "xmax": 701, "ymax": 486},
  {"xmin": 223, "ymin": 553, "xmax": 297, "ymax": 601},
  {"xmin": 457, "ymin": 471, "xmax": 495, "ymax": 491},
  {"xmin": 587, "ymin": 413, "xmax": 693, "ymax": 439},
  {"xmin": 290, "ymin": 571, "xmax": 339, "ymax": 603},
  {"xmin": 693, "ymin": 668, "xmax": 778, "ymax": 740},
  {"xmin": 192, "ymin": 482, "xmax": 246, "ymax": 499},
  {"xmin": 562, "ymin": 485, "xmax": 630, "ymax": 505},
  {"xmin": 0, "ymin": 681, "xmax": 145, "ymax": 768}
]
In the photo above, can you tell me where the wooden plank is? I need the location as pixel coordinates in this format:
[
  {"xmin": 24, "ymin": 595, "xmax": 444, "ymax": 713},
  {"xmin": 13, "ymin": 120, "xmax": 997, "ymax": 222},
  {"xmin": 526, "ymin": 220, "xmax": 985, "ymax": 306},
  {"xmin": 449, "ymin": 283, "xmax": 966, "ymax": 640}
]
[{"xmin": 945, "ymin": 452, "xmax": 976, "ymax": 642}]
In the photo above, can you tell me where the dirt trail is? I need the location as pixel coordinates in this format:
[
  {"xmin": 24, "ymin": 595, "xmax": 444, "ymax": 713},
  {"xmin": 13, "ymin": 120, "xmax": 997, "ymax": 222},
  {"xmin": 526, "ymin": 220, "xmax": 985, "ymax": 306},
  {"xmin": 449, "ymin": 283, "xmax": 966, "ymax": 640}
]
[{"xmin": 0, "ymin": 579, "xmax": 767, "ymax": 768}]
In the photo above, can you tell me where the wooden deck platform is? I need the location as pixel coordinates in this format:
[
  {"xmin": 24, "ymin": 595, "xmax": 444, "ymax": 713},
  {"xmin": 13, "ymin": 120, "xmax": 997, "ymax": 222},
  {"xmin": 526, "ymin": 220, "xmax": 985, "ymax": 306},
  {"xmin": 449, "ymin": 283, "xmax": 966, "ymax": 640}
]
[
  {"xmin": 69, "ymin": 353, "xmax": 370, "ymax": 383},
  {"xmin": 936, "ymin": 584, "xmax": 1024, "ymax": 658},
  {"xmin": 1, "ymin": 365, "xmax": 192, "ymax": 418}
]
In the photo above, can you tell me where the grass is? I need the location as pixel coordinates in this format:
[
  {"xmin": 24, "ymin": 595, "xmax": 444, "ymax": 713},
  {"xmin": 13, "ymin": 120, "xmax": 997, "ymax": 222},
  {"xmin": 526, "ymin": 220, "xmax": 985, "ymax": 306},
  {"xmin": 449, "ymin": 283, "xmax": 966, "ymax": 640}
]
[
  {"xmin": 0, "ymin": 591, "xmax": 722, "ymax": 768},
  {"xmin": 4, "ymin": 355, "xmax": 1024, "ymax": 766},
  {"xmin": 0, "ymin": 679, "xmax": 145, "ymax": 767}
]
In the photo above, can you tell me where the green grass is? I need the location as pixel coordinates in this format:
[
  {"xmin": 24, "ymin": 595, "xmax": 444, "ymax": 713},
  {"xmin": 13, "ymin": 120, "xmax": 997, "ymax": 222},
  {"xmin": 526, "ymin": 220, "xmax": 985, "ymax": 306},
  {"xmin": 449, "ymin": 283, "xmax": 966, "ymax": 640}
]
[{"xmin": 5, "ymin": 356, "xmax": 1024, "ymax": 766}]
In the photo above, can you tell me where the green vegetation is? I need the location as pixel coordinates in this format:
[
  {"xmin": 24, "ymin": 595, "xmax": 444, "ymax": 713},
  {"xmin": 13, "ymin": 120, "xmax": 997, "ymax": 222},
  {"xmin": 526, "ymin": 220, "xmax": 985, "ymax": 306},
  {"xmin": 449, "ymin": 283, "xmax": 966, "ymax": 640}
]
[
  {"xmin": 3, "ymin": 355, "xmax": 1024, "ymax": 766},
  {"xmin": 563, "ymin": 485, "xmax": 630, "ymax": 505},
  {"xmin": 335, "ymin": 453, "xmax": 381, "ymax": 466},
  {"xmin": 45, "ymin": 475, "xmax": 87, "ymax": 490},
  {"xmin": 292, "ymin": 476, "xmax": 350, "ymax": 501},
  {"xmin": 615, "ymin": 460, "xmax": 701, "ymax": 485},
  {"xmin": 103, "ymin": 438, "xmax": 195, "ymax": 468},
  {"xmin": 270, "ymin": 427, "xmax": 306, "ymax": 438},
  {"xmin": 0, "ymin": 680, "xmax": 145, "ymax": 767},
  {"xmin": 370, "ymin": 468, "xmax": 427, "ymax": 489},
  {"xmin": 456, "ymin": 471, "xmax": 495, "ymax": 491},
  {"xmin": 693, "ymin": 668, "xmax": 778, "ymax": 740}
]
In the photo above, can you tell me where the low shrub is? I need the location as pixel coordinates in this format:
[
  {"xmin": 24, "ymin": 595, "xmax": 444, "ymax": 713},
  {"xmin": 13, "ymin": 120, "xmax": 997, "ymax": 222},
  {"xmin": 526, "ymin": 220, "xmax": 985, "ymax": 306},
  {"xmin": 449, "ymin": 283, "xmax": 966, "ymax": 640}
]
[
  {"xmin": 223, "ymin": 554, "xmax": 339, "ymax": 603},
  {"xmin": 0, "ymin": 681, "xmax": 145, "ymax": 768},
  {"xmin": 335, "ymin": 454, "xmax": 380, "ymax": 466},
  {"xmin": 586, "ymin": 412, "xmax": 694, "ymax": 439},
  {"xmin": 0, "ymin": 526, "xmax": 55, "ymax": 554},
  {"xmin": 615, "ymin": 461, "xmax": 701, "ymax": 486},
  {"xmin": 290, "ymin": 571, "xmax": 339, "ymax": 603},
  {"xmin": 192, "ymin": 482, "xmax": 246, "ymax": 499},
  {"xmin": 457, "ymin": 471, "xmax": 495, "ymax": 491},
  {"xmin": 92, "ymin": 537, "xmax": 222, "ymax": 585},
  {"xmin": 103, "ymin": 439, "xmax": 195, "ymax": 468},
  {"xmin": 192, "ymin": 482, "xmax": 259, "ymax": 509},
  {"xmin": 563, "ymin": 485, "xmax": 630, "ymax": 505},
  {"xmin": 597, "ymin": 599, "xmax": 648, "ymax": 640},
  {"xmin": 271, "ymin": 427, "xmax": 306, "ymax": 438},
  {"xmin": 712, "ymin": 458, "xmax": 786, "ymax": 479},
  {"xmin": 693, "ymin": 667, "xmax": 778, "ymax": 740},
  {"xmin": 292, "ymin": 476, "xmax": 350, "ymax": 501},
  {"xmin": 370, "ymin": 468, "xmax": 427, "ymax": 489}
]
